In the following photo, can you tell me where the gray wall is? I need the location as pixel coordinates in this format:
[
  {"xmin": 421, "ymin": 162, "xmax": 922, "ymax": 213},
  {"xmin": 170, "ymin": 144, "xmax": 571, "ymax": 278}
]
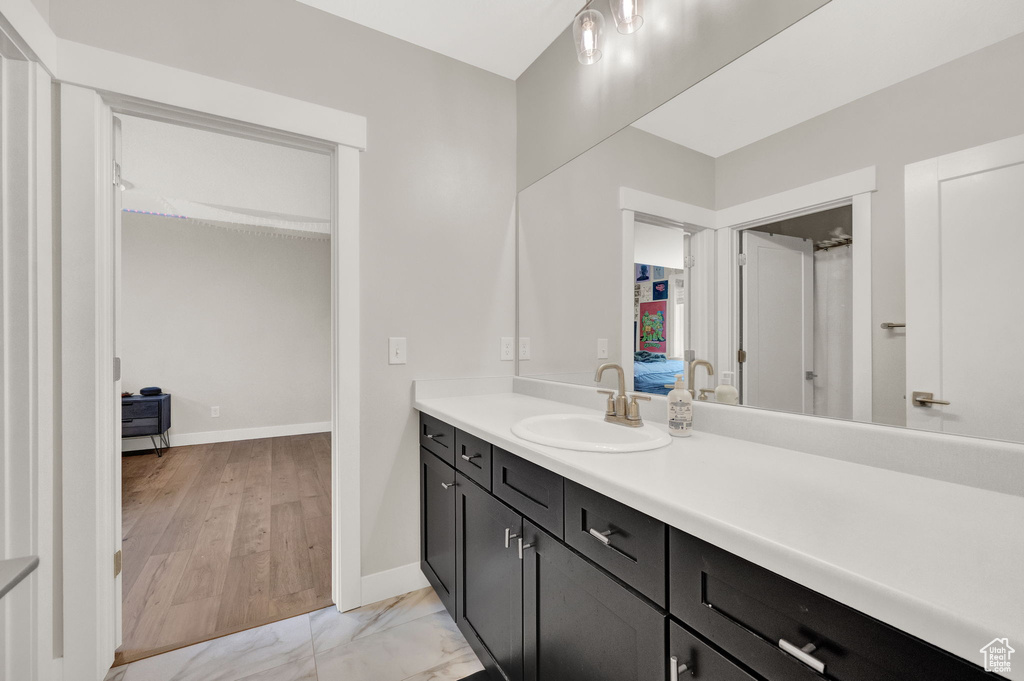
[
  {"xmin": 121, "ymin": 212, "xmax": 331, "ymax": 439},
  {"xmin": 519, "ymin": 126, "xmax": 714, "ymax": 381},
  {"xmin": 49, "ymin": 0, "xmax": 517, "ymax": 577},
  {"xmin": 515, "ymin": 0, "xmax": 829, "ymax": 191},
  {"xmin": 715, "ymin": 33, "xmax": 1024, "ymax": 426}
]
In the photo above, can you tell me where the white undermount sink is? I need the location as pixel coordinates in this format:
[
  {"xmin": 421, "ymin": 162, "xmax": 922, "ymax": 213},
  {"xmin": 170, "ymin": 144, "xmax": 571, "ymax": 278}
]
[{"xmin": 511, "ymin": 413, "xmax": 672, "ymax": 453}]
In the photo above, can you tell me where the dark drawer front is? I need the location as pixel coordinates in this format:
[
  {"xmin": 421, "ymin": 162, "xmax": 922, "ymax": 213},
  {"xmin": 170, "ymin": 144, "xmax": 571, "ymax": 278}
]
[
  {"xmin": 122, "ymin": 400, "xmax": 159, "ymax": 419},
  {"xmin": 491, "ymin": 448, "xmax": 564, "ymax": 539},
  {"xmin": 420, "ymin": 448, "xmax": 457, "ymax": 618},
  {"xmin": 455, "ymin": 430, "xmax": 492, "ymax": 491},
  {"xmin": 564, "ymin": 480, "xmax": 667, "ymax": 607},
  {"xmin": 420, "ymin": 413, "xmax": 455, "ymax": 466},
  {"xmin": 670, "ymin": 529, "xmax": 990, "ymax": 681},
  {"xmin": 122, "ymin": 417, "xmax": 159, "ymax": 437},
  {"xmin": 670, "ymin": 621, "xmax": 759, "ymax": 681}
]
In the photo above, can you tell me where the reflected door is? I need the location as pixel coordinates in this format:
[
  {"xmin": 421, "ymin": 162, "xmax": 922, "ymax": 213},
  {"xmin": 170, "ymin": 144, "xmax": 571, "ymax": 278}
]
[
  {"xmin": 905, "ymin": 134, "xmax": 1024, "ymax": 441},
  {"xmin": 741, "ymin": 231, "xmax": 813, "ymax": 413}
]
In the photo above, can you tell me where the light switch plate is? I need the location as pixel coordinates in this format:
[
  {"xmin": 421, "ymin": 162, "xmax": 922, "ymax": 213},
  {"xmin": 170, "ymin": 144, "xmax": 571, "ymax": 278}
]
[
  {"xmin": 597, "ymin": 338, "xmax": 609, "ymax": 359},
  {"xmin": 519, "ymin": 337, "xmax": 531, "ymax": 360},
  {"xmin": 500, "ymin": 337, "xmax": 514, "ymax": 361},
  {"xmin": 389, "ymin": 337, "xmax": 407, "ymax": 365}
]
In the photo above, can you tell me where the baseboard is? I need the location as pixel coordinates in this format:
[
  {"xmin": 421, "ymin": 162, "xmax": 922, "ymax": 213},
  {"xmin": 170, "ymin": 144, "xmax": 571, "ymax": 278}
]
[
  {"xmin": 360, "ymin": 562, "xmax": 430, "ymax": 607},
  {"xmin": 120, "ymin": 421, "xmax": 331, "ymax": 452}
]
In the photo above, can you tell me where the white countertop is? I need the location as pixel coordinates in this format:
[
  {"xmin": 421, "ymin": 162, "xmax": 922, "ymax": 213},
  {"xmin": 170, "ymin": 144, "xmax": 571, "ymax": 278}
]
[{"xmin": 415, "ymin": 390, "xmax": 1024, "ymax": 676}]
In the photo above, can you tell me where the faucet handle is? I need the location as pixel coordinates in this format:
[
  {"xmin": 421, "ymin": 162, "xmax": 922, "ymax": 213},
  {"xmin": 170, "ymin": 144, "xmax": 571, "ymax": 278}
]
[
  {"xmin": 626, "ymin": 393, "xmax": 651, "ymax": 421},
  {"xmin": 596, "ymin": 389, "xmax": 616, "ymax": 416}
]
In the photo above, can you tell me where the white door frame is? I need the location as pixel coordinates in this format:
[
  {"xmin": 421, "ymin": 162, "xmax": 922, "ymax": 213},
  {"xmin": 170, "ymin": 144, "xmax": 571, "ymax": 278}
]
[
  {"xmin": 717, "ymin": 169, "xmax": 876, "ymax": 422},
  {"xmin": 59, "ymin": 85, "xmax": 364, "ymax": 679}
]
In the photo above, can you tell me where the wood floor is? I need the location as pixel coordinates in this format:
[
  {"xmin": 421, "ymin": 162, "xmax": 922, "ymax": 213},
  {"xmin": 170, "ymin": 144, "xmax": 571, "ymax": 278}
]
[{"xmin": 116, "ymin": 433, "xmax": 333, "ymax": 666}]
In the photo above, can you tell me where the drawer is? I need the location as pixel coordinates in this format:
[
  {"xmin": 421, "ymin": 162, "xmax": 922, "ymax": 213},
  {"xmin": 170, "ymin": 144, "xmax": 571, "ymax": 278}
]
[
  {"xmin": 122, "ymin": 400, "xmax": 159, "ymax": 419},
  {"xmin": 491, "ymin": 448, "xmax": 563, "ymax": 539},
  {"xmin": 122, "ymin": 417, "xmax": 159, "ymax": 437},
  {"xmin": 670, "ymin": 529, "xmax": 990, "ymax": 681},
  {"xmin": 455, "ymin": 430, "xmax": 492, "ymax": 491},
  {"xmin": 670, "ymin": 620, "xmax": 759, "ymax": 681},
  {"xmin": 419, "ymin": 413, "xmax": 455, "ymax": 466},
  {"xmin": 564, "ymin": 479, "xmax": 667, "ymax": 607}
]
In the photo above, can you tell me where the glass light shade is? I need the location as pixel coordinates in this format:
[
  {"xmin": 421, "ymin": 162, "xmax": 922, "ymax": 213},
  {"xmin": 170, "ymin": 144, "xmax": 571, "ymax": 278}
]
[
  {"xmin": 610, "ymin": 0, "xmax": 644, "ymax": 34},
  {"xmin": 573, "ymin": 8, "xmax": 605, "ymax": 65}
]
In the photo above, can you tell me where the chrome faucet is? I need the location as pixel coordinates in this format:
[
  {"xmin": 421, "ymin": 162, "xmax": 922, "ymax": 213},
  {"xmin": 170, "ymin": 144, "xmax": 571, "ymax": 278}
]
[
  {"xmin": 688, "ymin": 359, "xmax": 715, "ymax": 398},
  {"xmin": 595, "ymin": 363, "xmax": 650, "ymax": 427}
]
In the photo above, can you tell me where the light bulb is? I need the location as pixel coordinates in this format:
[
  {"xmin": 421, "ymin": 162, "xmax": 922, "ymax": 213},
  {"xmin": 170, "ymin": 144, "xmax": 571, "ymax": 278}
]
[
  {"xmin": 573, "ymin": 8, "xmax": 605, "ymax": 65},
  {"xmin": 610, "ymin": 0, "xmax": 643, "ymax": 34}
]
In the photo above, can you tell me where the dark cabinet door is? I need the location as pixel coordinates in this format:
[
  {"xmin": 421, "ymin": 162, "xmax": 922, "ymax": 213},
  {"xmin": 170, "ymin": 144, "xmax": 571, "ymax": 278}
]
[
  {"xmin": 457, "ymin": 473, "xmax": 524, "ymax": 681},
  {"xmin": 522, "ymin": 520, "xmax": 665, "ymax": 681},
  {"xmin": 420, "ymin": 448, "xmax": 457, "ymax": 618}
]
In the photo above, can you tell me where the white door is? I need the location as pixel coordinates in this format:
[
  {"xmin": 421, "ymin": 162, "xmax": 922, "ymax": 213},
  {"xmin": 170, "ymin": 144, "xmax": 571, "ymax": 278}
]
[
  {"xmin": 905, "ymin": 134, "xmax": 1024, "ymax": 441},
  {"xmin": 112, "ymin": 116, "xmax": 124, "ymax": 646},
  {"xmin": 741, "ymin": 231, "xmax": 814, "ymax": 413}
]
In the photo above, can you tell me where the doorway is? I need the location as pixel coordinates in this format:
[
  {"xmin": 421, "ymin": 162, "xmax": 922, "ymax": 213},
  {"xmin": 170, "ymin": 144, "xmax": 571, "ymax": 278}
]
[
  {"xmin": 113, "ymin": 114, "xmax": 335, "ymax": 664},
  {"xmin": 737, "ymin": 205, "xmax": 854, "ymax": 417},
  {"xmin": 59, "ymin": 81, "xmax": 363, "ymax": 677}
]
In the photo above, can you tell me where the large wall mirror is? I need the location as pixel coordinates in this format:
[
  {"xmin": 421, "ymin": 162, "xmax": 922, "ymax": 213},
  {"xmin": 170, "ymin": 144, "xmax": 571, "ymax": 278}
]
[{"xmin": 517, "ymin": 0, "xmax": 1024, "ymax": 445}]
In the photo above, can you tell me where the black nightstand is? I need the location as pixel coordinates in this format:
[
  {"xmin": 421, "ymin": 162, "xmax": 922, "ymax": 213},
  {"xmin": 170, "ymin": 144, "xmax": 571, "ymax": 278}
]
[{"xmin": 122, "ymin": 393, "xmax": 171, "ymax": 456}]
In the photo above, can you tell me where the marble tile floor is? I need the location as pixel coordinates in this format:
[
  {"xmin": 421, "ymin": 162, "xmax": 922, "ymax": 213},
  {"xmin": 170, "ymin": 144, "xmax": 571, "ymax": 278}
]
[{"xmin": 105, "ymin": 587, "xmax": 484, "ymax": 681}]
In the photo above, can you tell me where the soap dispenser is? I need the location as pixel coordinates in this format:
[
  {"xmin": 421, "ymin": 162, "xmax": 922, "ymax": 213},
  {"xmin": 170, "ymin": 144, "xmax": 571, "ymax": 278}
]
[
  {"xmin": 667, "ymin": 374, "xmax": 692, "ymax": 437},
  {"xmin": 715, "ymin": 371, "xmax": 739, "ymax": 405}
]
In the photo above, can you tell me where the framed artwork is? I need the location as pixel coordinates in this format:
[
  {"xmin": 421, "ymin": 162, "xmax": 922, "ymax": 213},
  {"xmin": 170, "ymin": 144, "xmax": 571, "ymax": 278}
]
[
  {"xmin": 652, "ymin": 279, "xmax": 668, "ymax": 301},
  {"xmin": 652, "ymin": 266, "xmax": 665, "ymax": 279},
  {"xmin": 635, "ymin": 263, "xmax": 651, "ymax": 281},
  {"xmin": 638, "ymin": 301, "xmax": 667, "ymax": 353}
]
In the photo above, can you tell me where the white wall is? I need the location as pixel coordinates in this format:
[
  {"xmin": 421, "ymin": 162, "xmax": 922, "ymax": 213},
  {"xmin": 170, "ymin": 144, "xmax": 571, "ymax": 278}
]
[
  {"xmin": 47, "ymin": 0, "xmax": 518, "ymax": 577},
  {"xmin": 518, "ymin": 126, "xmax": 714, "ymax": 382},
  {"xmin": 715, "ymin": 33, "xmax": 1024, "ymax": 425},
  {"xmin": 120, "ymin": 212, "xmax": 331, "ymax": 445}
]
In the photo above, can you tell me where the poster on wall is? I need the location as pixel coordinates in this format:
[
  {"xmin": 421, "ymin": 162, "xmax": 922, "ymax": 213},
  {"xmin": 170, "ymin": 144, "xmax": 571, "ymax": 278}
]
[
  {"xmin": 652, "ymin": 280, "xmax": 668, "ymax": 301},
  {"xmin": 635, "ymin": 264, "xmax": 651, "ymax": 281},
  {"xmin": 652, "ymin": 266, "xmax": 665, "ymax": 280},
  {"xmin": 638, "ymin": 301, "xmax": 667, "ymax": 354}
]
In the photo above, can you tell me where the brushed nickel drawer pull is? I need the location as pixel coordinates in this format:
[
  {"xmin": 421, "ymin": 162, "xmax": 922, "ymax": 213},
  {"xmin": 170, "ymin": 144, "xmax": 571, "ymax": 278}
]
[
  {"xmin": 441, "ymin": 481, "xmax": 456, "ymax": 490},
  {"xmin": 504, "ymin": 527, "xmax": 519, "ymax": 549},
  {"xmin": 588, "ymin": 528, "xmax": 614, "ymax": 545},
  {"xmin": 425, "ymin": 432, "xmax": 444, "ymax": 440},
  {"xmin": 518, "ymin": 536, "xmax": 534, "ymax": 560},
  {"xmin": 669, "ymin": 656, "xmax": 691, "ymax": 680},
  {"xmin": 461, "ymin": 453, "xmax": 481, "ymax": 462},
  {"xmin": 779, "ymin": 639, "xmax": 826, "ymax": 674}
]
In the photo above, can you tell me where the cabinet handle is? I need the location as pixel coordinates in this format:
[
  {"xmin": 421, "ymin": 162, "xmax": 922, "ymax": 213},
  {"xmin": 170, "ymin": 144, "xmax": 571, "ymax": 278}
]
[
  {"xmin": 426, "ymin": 433, "xmax": 444, "ymax": 440},
  {"xmin": 517, "ymin": 536, "xmax": 534, "ymax": 560},
  {"xmin": 441, "ymin": 481, "xmax": 456, "ymax": 490},
  {"xmin": 461, "ymin": 453, "xmax": 481, "ymax": 462},
  {"xmin": 669, "ymin": 656, "xmax": 691, "ymax": 681},
  {"xmin": 588, "ymin": 527, "xmax": 614, "ymax": 545},
  {"xmin": 504, "ymin": 527, "xmax": 519, "ymax": 549},
  {"xmin": 779, "ymin": 639, "xmax": 826, "ymax": 674}
]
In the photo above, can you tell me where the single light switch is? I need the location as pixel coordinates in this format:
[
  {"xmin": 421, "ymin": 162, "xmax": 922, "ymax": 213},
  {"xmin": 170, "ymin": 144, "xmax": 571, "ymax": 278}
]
[
  {"xmin": 597, "ymin": 338, "xmax": 609, "ymax": 359},
  {"xmin": 389, "ymin": 337, "xmax": 407, "ymax": 365},
  {"xmin": 519, "ymin": 337, "xmax": 531, "ymax": 361}
]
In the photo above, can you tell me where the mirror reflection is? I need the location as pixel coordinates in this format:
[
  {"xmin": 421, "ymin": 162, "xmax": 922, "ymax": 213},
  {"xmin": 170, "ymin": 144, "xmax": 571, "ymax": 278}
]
[{"xmin": 517, "ymin": 1, "xmax": 1024, "ymax": 444}]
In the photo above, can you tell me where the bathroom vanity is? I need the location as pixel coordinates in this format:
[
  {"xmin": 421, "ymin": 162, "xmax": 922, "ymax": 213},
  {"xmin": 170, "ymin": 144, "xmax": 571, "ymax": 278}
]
[{"xmin": 416, "ymin": 385, "xmax": 1018, "ymax": 681}]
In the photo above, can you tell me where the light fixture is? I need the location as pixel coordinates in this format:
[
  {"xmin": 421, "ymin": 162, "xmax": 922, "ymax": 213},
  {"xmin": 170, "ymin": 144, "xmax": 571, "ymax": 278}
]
[
  {"xmin": 573, "ymin": 2, "xmax": 605, "ymax": 65},
  {"xmin": 610, "ymin": 0, "xmax": 644, "ymax": 34}
]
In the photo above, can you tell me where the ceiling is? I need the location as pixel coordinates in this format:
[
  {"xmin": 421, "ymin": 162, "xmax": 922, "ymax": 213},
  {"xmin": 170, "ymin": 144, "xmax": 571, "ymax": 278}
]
[
  {"xmin": 295, "ymin": 0, "xmax": 582, "ymax": 80},
  {"xmin": 632, "ymin": 0, "xmax": 1024, "ymax": 158}
]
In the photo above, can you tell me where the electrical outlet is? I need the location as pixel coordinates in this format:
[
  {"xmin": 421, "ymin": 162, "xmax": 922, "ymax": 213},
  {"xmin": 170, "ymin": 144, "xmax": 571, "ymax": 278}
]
[
  {"xmin": 389, "ymin": 337, "xmax": 407, "ymax": 365},
  {"xmin": 500, "ymin": 337, "xmax": 514, "ymax": 361},
  {"xmin": 519, "ymin": 337, "xmax": 531, "ymax": 361},
  {"xmin": 211, "ymin": 406, "xmax": 220, "ymax": 417},
  {"xmin": 597, "ymin": 338, "xmax": 609, "ymax": 359}
]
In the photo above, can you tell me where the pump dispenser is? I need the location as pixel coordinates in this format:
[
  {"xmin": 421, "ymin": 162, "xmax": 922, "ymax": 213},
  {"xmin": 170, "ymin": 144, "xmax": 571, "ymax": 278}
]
[
  {"xmin": 666, "ymin": 374, "xmax": 693, "ymax": 437},
  {"xmin": 715, "ymin": 371, "xmax": 739, "ymax": 405}
]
